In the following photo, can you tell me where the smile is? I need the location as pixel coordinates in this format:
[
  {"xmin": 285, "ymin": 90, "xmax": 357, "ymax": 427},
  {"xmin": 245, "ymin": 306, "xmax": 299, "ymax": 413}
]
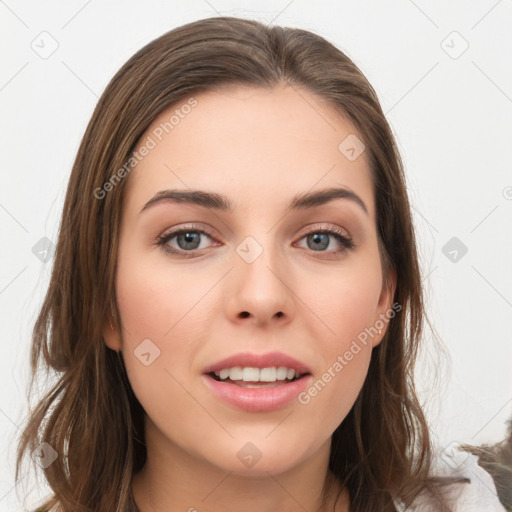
[
  {"xmin": 203, "ymin": 371, "xmax": 311, "ymax": 412},
  {"xmin": 210, "ymin": 366, "xmax": 305, "ymax": 384}
]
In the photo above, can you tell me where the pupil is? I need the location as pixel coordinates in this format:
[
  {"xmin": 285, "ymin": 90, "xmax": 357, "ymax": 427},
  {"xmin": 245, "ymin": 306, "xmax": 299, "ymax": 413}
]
[
  {"xmin": 179, "ymin": 232, "xmax": 200, "ymax": 250},
  {"xmin": 309, "ymin": 233, "xmax": 328, "ymax": 251}
]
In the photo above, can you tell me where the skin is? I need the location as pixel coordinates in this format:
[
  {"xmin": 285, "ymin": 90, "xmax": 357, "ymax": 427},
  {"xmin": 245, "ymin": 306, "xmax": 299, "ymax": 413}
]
[{"xmin": 103, "ymin": 82, "xmax": 396, "ymax": 512}]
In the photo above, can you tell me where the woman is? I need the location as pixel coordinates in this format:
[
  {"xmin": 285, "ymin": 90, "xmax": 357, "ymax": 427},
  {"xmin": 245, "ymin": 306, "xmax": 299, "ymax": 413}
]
[{"xmin": 16, "ymin": 16, "xmax": 505, "ymax": 512}]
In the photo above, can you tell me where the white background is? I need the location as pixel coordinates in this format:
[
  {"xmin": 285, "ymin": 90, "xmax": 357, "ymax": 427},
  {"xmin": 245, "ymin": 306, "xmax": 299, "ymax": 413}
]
[{"xmin": 1, "ymin": 1, "xmax": 511, "ymax": 510}]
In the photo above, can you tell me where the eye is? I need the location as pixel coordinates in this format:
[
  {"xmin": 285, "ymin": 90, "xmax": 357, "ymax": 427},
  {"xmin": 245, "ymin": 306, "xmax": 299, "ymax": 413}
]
[
  {"xmin": 155, "ymin": 223, "xmax": 355, "ymax": 258},
  {"xmin": 296, "ymin": 225, "xmax": 354, "ymax": 255},
  {"xmin": 156, "ymin": 224, "xmax": 218, "ymax": 257}
]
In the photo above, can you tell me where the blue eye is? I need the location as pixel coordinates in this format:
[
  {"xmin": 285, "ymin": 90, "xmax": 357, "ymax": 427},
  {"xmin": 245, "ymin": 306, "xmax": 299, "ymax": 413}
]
[
  {"xmin": 156, "ymin": 224, "xmax": 354, "ymax": 258},
  {"xmin": 300, "ymin": 229, "xmax": 354, "ymax": 252},
  {"xmin": 156, "ymin": 225, "xmax": 215, "ymax": 257}
]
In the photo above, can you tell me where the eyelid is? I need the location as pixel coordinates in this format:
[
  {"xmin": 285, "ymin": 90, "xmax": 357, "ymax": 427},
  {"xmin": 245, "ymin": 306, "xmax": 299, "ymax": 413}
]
[
  {"xmin": 300, "ymin": 222, "xmax": 350, "ymax": 238},
  {"xmin": 159, "ymin": 222, "xmax": 212, "ymax": 236},
  {"xmin": 156, "ymin": 223, "xmax": 217, "ymax": 246}
]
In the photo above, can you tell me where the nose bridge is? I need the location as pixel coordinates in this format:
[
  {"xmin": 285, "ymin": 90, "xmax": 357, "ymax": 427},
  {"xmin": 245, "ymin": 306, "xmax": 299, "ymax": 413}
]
[{"xmin": 228, "ymin": 229, "xmax": 293, "ymax": 323}]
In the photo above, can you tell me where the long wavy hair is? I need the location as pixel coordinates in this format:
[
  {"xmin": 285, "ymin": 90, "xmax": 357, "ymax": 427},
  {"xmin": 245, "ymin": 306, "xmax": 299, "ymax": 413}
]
[{"xmin": 16, "ymin": 15, "xmax": 466, "ymax": 512}]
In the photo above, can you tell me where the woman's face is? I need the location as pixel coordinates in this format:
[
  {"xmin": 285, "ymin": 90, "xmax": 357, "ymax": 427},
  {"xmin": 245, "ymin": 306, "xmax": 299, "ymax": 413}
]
[{"xmin": 104, "ymin": 83, "xmax": 396, "ymax": 476}]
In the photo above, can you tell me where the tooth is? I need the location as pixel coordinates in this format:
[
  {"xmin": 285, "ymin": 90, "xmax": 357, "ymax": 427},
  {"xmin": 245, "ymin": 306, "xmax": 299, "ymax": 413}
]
[
  {"xmin": 242, "ymin": 367, "xmax": 260, "ymax": 381},
  {"xmin": 276, "ymin": 367, "xmax": 288, "ymax": 380},
  {"xmin": 260, "ymin": 367, "xmax": 277, "ymax": 382},
  {"xmin": 229, "ymin": 367, "xmax": 243, "ymax": 380},
  {"xmin": 216, "ymin": 366, "xmax": 299, "ymax": 382}
]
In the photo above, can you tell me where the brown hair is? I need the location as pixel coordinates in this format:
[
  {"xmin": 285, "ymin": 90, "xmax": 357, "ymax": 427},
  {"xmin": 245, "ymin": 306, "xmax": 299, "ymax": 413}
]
[{"xmin": 16, "ymin": 16, "xmax": 466, "ymax": 512}]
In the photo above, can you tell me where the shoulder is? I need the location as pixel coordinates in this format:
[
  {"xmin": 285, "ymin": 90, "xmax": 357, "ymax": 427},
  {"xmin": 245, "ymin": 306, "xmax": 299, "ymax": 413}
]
[{"xmin": 394, "ymin": 442, "xmax": 506, "ymax": 511}]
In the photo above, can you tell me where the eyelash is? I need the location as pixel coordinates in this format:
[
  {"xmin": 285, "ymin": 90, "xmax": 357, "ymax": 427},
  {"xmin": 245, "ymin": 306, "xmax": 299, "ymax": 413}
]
[{"xmin": 155, "ymin": 223, "xmax": 355, "ymax": 258}]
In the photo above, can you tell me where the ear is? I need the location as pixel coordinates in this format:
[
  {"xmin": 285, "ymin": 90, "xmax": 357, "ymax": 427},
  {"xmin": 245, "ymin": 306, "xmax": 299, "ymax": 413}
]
[
  {"xmin": 102, "ymin": 311, "xmax": 122, "ymax": 352},
  {"xmin": 371, "ymin": 267, "xmax": 397, "ymax": 348}
]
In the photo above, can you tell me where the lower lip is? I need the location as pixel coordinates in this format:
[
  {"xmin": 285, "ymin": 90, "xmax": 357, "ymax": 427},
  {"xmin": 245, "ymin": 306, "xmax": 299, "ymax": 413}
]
[{"xmin": 202, "ymin": 374, "xmax": 312, "ymax": 412}]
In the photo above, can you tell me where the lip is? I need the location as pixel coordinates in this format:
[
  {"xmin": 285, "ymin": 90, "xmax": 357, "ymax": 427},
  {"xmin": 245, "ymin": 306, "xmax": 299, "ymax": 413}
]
[
  {"xmin": 202, "ymin": 351, "xmax": 311, "ymax": 375},
  {"xmin": 202, "ymin": 373, "xmax": 313, "ymax": 412}
]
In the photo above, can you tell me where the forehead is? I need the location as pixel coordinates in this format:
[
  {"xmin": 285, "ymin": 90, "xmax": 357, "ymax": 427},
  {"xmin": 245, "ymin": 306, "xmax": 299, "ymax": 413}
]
[{"xmin": 123, "ymin": 84, "xmax": 375, "ymax": 219}]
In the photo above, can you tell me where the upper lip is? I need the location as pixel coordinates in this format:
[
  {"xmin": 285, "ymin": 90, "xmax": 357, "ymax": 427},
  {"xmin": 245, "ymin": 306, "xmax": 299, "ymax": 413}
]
[{"xmin": 203, "ymin": 351, "xmax": 311, "ymax": 375}]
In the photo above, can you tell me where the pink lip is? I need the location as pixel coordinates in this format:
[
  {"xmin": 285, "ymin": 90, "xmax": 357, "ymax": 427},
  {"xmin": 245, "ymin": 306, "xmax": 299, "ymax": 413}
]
[
  {"xmin": 202, "ymin": 351, "xmax": 311, "ymax": 375},
  {"xmin": 202, "ymin": 373, "xmax": 313, "ymax": 412}
]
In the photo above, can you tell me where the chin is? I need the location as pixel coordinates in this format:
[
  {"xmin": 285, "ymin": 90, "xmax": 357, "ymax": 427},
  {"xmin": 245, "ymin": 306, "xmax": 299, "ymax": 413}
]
[
  {"xmin": 201, "ymin": 435, "xmax": 316, "ymax": 477},
  {"xmin": 216, "ymin": 453, "xmax": 302, "ymax": 477}
]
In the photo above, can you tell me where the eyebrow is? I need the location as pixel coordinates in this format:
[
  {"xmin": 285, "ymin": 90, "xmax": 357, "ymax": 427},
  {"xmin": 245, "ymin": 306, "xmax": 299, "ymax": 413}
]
[{"xmin": 139, "ymin": 187, "xmax": 368, "ymax": 216}]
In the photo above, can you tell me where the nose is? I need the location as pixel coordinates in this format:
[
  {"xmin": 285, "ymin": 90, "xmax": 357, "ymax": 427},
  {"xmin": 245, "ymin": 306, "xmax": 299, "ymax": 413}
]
[{"xmin": 225, "ymin": 237, "xmax": 294, "ymax": 328}]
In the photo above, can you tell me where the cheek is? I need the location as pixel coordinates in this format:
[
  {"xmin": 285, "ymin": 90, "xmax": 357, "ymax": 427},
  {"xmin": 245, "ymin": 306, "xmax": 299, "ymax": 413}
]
[
  {"xmin": 294, "ymin": 255, "xmax": 381, "ymax": 427},
  {"xmin": 114, "ymin": 244, "xmax": 212, "ymax": 398},
  {"xmin": 115, "ymin": 242, "xmax": 211, "ymax": 348},
  {"xmin": 115, "ymin": 256, "xmax": 209, "ymax": 441},
  {"xmin": 300, "ymin": 347, "xmax": 372, "ymax": 426},
  {"xmin": 298, "ymin": 292, "xmax": 375, "ymax": 437},
  {"xmin": 305, "ymin": 253, "xmax": 383, "ymax": 344}
]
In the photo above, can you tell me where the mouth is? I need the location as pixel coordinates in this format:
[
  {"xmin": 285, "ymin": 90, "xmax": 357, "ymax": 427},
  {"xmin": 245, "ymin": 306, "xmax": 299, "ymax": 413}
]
[
  {"xmin": 206, "ymin": 367, "xmax": 310, "ymax": 388},
  {"xmin": 202, "ymin": 363, "xmax": 313, "ymax": 412},
  {"xmin": 201, "ymin": 351, "xmax": 312, "ymax": 411}
]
